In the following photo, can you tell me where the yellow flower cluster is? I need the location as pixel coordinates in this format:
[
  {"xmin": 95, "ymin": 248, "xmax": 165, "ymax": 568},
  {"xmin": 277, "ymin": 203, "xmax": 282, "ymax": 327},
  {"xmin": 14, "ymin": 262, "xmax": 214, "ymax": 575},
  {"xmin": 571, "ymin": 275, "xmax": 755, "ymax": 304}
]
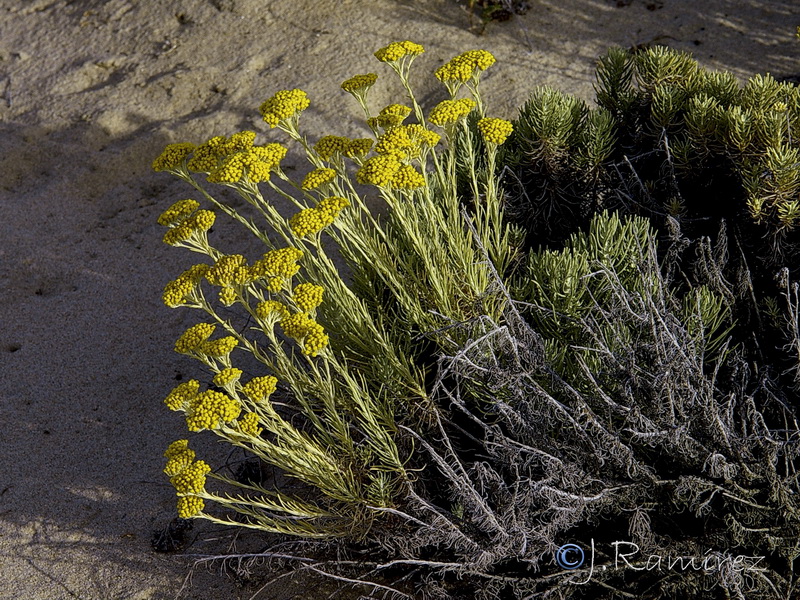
[
  {"xmin": 477, "ymin": 117, "xmax": 514, "ymax": 145},
  {"xmin": 288, "ymin": 196, "xmax": 349, "ymax": 238},
  {"xmin": 158, "ymin": 199, "xmax": 200, "ymax": 226},
  {"xmin": 162, "ymin": 209, "xmax": 216, "ymax": 246},
  {"xmin": 251, "ymin": 247, "xmax": 303, "ymax": 292},
  {"xmin": 345, "ymin": 138, "xmax": 374, "ymax": 157},
  {"xmin": 238, "ymin": 412, "xmax": 262, "ymax": 436},
  {"xmin": 357, "ymin": 155, "xmax": 402, "ymax": 187},
  {"xmin": 241, "ymin": 375, "xmax": 278, "ymax": 402},
  {"xmin": 162, "ymin": 264, "xmax": 209, "ymax": 307},
  {"xmin": 293, "ymin": 283, "xmax": 324, "ymax": 312},
  {"xmin": 175, "ymin": 323, "xmax": 216, "ymax": 354},
  {"xmin": 374, "ymin": 40, "xmax": 425, "ymax": 63},
  {"xmin": 341, "ymin": 73, "xmax": 378, "ymax": 93},
  {"xmin": 164, "ymin": 441, "xmax": 208, "ymax": 518},
  {"xmin": 301, "ymin": 168, "xmax": 337, "ymax": 191},
  {"xmin": 206, "ymin": 255, "xmax": 249, "ymax": 287},
  {"xmin": 152, "ymin": 142, "xmax": 196, "ymax": 172},
  {"xmin": 170, "ymin": 459, "xmax": 211, "ymax": 493},
  {"xmin": 374, "ymin": 124, "xmax": 440, "ymax": 159},
  {"xmin": 200, "ymin": 336, "xmax": 239, "ymax": 357},
  {"xmin": 186, "ymin": 389, "xmax": 241, "ymax": 431},
  {"xmin": 177, "ymin": 496, "xmax": 204, "ymax": 519},
  {"xmin": 164, "ymin": 440, "xmax": 196, "ymax": 476},
  {"xmin": 256, "ymin": 300, "xmax": 291, "ymax": 322},
  {"xmin": 259, "ymin": 89, "xmax": 310, "ymax": 128},
  {"xmin": 435, "ymin": 50, "xmax": 496, "ymax": 83},
  {"xmin": 208, "ymin": 143, "xmax": 287, "ymax": 184},
  {"xmin": 213, "ymin": 367, "xmax": 242, "ymax": 387},
  {"xmin": 369, "ymin": 104, "xmax": 412, "ymax": 129},
  {"xmin": 391, "ymin": 164, "xmax": 427, "ymax": 189},
  {"xmin": 184, "ymin": 131, "xmax": 287, "ymax": 185},
  {"xmin": 280, "ymin": 313, "xmax": 329, "ymax": 356},
  {"xmin": 429, "ymin": 98, "xmax": 476, "ymax": 126},
  {"xmin": 164, "ymin": 380, "xmax": 201, "ymax": 411}
]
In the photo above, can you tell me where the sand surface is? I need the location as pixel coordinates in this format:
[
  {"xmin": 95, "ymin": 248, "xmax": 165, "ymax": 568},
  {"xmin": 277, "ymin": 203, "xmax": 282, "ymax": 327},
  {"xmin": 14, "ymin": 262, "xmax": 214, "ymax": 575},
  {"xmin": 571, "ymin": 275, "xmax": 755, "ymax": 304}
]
[{"xmin": 0, "ymin": 1, "xmax": 797, "ymax": 598}]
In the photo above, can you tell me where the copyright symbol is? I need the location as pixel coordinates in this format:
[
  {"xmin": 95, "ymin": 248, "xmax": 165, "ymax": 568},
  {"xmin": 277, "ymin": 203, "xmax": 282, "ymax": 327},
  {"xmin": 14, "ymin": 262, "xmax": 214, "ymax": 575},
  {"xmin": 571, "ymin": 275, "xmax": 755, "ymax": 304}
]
[{"xmin": 556, "ymin": 544, "xmax": 584, "ymax": 569}]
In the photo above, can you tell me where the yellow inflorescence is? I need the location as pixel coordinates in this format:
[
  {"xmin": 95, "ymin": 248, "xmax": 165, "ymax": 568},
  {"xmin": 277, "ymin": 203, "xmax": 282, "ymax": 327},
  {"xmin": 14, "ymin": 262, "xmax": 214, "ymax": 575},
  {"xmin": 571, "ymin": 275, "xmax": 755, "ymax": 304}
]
[
  {"xmin": 374, "ymin": 40, "xmax": 425, "ymax": 63},
  {"xmin": 153, "ymin": 143, "xmax": 196, "ymax": 172},
  {"xmin": 344, "ymin": 138, "xmax": 374, "ymax": 157},
  {"xmin": 238, "ymin": 412, "xmax": 263, "ymax": 437},
  {"xmin": 241, "ymin": 375, "xmax": 278, "ymax": 402},
  {"xmin": 170, "ymin": 459, "xmax": 211, "ymax": 493},
  {"xmin": 187, "ymin": 136, "xmax": 227, "ymax": 173},
  {"xmin": 162, "ymin": 264, "xmax": 210, "ymax": 307},
  {"xmin": 259, "ymin": 89, "xmax": 310, "ymax": 128},
  {"xmin": 391, "ymin": 164, "xmax": 426, "ymax": 189},
  {"xmin": 356, "ymin": 155, "xmax": 402, "ymax": 187},
  {"xmin": 199, "ymin": 336, "xmax": 239, "ymax": 357},
  {"xmin": 293, "ymin": 283, "xmax": 324, "ymax": 312},
  {"xmin": 164, "ymin": 380, "xmax": 201, "ymax": 411},
  {"xmin": 317, "ymin": 196, "xmax": 349, "ymax": 216},
  {"xmin": 251, "ymin": 247, "xmax": 304, "ymax": 283},
  {"xmin": 206, "ymin": 255, "xmax": 249, "ymax": 287},
  {"xmin": 436, "ymin": 49, "xmax": 496, "ymax": 84},
  {"xmin": 370, "ymin": 104, "xmax": 412, "ymax": 129},
  {"xmin": 175, "ymin": 323, "xmax": 216, "ymax": 354},
  {"xmin": 280, "ymin": 313, "xmax": 329, "ymax": 356},
  {"xmin": 177, "ymin": 495, "xmax": 204, "ymax": 518},
  {"xmin": 314, "ymin": 136, "xmax": 349, "ymax": 160},
  {"xmin": 158, "ymin": 199, "xmax": 200, "ymax": 226},
  {"xmin": 301, "ymin": 168, "xmax": 337, "ymax": 191},
  {"xmin": 186, "ymin": 390, "xmax": 241, "ymax": 431},
  {"xmin": 477, "ymin": 117, "xmax": 514, "ymax": 145},
  {"xmin": 219, "ymin": 286, "xmax": 236, "ymax": 306},
  {"xmin": 429, "ymin": 98, "xmax": 476, "ymax": 126},
  {"xmin": 256, "ymin": 300, "xmax": 291, "ymax": 322},
  {"xmin": 161, "ymin": 208, "xmax": 216, "ymax": 246},
  {"xmin": 164, "ymin": 445, "xmax": 196, "ymax": 476},
  {"xmin": 341, "ymin": 73, "xmax": 378, "ymax": 93},
  {"xmin": 289, "ymin": 207, "xmax": 335, "ymax": 237},
  {"xmin": 213, "ymin": 367, "xmax": 242, "ymax": 387}
]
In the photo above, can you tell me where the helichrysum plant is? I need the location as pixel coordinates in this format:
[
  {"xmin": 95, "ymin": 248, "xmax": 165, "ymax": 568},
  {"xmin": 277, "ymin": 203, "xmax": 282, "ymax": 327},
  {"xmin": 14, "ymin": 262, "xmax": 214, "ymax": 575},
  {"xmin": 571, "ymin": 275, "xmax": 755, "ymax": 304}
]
[
  {"xmin": 153, "ymin": 41, "xmax": 518, "ymax": 544},
  {"xmin": 152, "ymin": 42, "xmax": 800, "ymax": 599}
]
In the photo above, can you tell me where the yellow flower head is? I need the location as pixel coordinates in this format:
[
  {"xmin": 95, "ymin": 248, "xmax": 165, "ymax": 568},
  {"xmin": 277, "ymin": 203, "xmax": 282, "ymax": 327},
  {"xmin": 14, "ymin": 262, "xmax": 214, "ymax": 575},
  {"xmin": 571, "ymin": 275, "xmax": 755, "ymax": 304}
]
[
  {"xmin": 187, "ymin": 136, "xmax": 227, "ymax": 173},
  {"xmin": 293, "ymin": 283, "xmax": 324, "ymax": 312},
  {"xmin": 206, "ymin": 255, "xmax": 248, "ymax": 287},
  {"xmin": 344, "ymin": 138, "xmax": 373, "ymax": 157},
  {"xmin": 164, "ymin": 380, "xmax": 201, "ymax": 411},
  {"xmin": 164, "ymin": 447, "xmax": 196, "ymax": 476},
  {"xmin": 175, "ymin": 323, "xmax": 216, "ymax": 354},
  {"xmin": 251, "ymin": 247, "xmax": 303, "ymax": 279},
  {"xmin": 436, "ymin": 50, "xmax": 496, "ymax": 84},
  {"xmin": 477, "ymin": 117, "xmax": 514, "ymax": 145},
  {"xmin": 199, "ymin": 336, "xmax": 239, "ymax": 357},
  {"xmin": 429, "ymin": 98, "xmax": 476, "ymax": 126},
  {"xmin": 301, "ymin": 168, "xmax": 337, "ymax": 191},
  {"xmin": 153, "ymin": 142, "xmax": 196, "ymax": 172},
  {"xmin": 241, "ymin": 375, "xmax": 278, "ymax": 402},
  {"xmin": 218, "ymin": 286, "xmax": 236, "ymax": 307},
  {"xmin": 341, "ymin": 73, "xmax": 378, "ymax": 93},
  {"xmin": 356, "ymin": 155, "xmax": 402, "ymax": 187},
  {"xmin": 374, "ymin": 41, "xmax": 425, "ymax": 63},
  {"xmin": 317, "ymin": 196, "xmax": 350, "ymax": 216},
  {"xmin": 186, "ymin": 390, "xmax": 241, "ymax": 431},
  {"xmin": 256, "ymin": 300, "xmax": 291, "ymax": 323},
  {"xmin": 213, "ymin": 367, "xmax": 242, "ymax": 387},
  {"xmin": 164, "ymin": 439, "xmax": 192, "ymax": 459},
  {"xmin": 259, "ymin": 89, "xmax": 310, "ymax": 128},
  {"xmin": 371, "ymin": 104, "xmax": 412, "ymax": 129},
  {"xmin": 238, "ymin": 412, "xmax": 263, "ymax": 437},
  {"xmin": 158, "ymin": 199, "xmax": 200, "ymax": 226},
  {"xmin": 162, "ymin": 264, "xmax": 209, "ymax": 308},
  {"xmin": 177, "ymin": 496, "xmax": 204, "ymax": 518},
  {"xmin": 170, "ymin": 459, "xmax": 211, "ymax": 493},
  {"xmin": 391, "ymin": 164, "xmax": 426, "ymax": 189},
  {"xmin": 314, "ymin": 136, "xmax": 350, "ymax": 160},
  {"xmin": 288, "ymin": 207, "xmax": 335, "ymax": 237},
  {"xmin": 280, "ymin": 313, "xmax": 329, "ymax": 356}
]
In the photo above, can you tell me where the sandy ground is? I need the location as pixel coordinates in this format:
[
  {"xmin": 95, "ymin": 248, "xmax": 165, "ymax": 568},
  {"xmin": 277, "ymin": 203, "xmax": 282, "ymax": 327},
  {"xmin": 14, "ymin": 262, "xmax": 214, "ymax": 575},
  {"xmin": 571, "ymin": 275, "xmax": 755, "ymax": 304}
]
[{"xmin": 0, "ymin": 0, "xmax": 797, "ymax": 598}]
